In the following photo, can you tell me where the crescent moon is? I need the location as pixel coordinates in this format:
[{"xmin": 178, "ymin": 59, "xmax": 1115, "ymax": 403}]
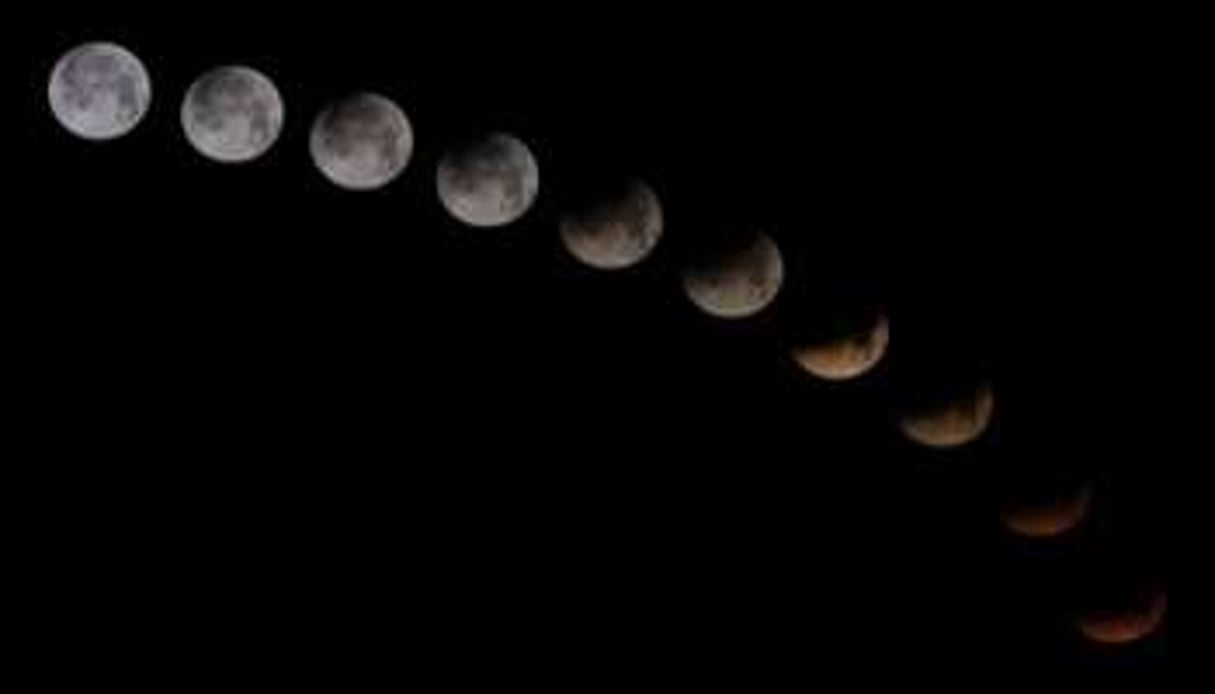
[
  {"xmin": 898, "ymin": 382, "xmax": 995, "ymax": 449},
  {"xmin": 1076, "ymin": 589, "xmax": 1166, "ymax": 646},
  {"xmin": 792, "ymin": 313, "xmax": 890, "ymax": 381},
  {"xmin": 681, "ymin": 232, "xmax": 784, "ymax": 320},
  {"xmin": 999, "ymin": 483, "xmax": 1092, "ymax": 539}
]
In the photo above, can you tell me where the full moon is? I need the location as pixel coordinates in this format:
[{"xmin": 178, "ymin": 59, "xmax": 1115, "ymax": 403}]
[
  {"xmin": 310, "ymin": 93, "xmax": 413, "ymax": 191},
  {"xmin": 898, "ymin": 382, "xmax": 995, "ymax": 448},
  {"xmin": 437, "ymin": 133, "xmax": 540, "ymax": 228},
  {"xmin": 999, "ymin": 482, "xmax": 1092, "ymax": 539},
  {"xmin": 560, "ymin": 179, "xmax": 664, "ymax": 270},
  {"xmin": 682, "ymin": 232, "xmax": 784, "ymax": 319},
  {"xmin": 792, "ymin": 313, "xmax": 890, "ymax": 381},
  {"xmin": 1076, "ymin": 589, "xmax": 1166, "ymax": 646},
  {"xmin": 181, "ymin": 65, "xmax": 284, "ymax": 163},
  {"xmin": 48, "ymin": 42, "xmax": 151, "ymax": 141}
]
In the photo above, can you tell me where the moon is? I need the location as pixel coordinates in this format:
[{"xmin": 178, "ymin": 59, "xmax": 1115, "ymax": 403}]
[
  {"xmin": 437, "ymin": 133, "xmax": 540, "ymax": 227},
  {"xmin": 999, "ymin": 482, "xmax": 1092, "ymax": 539},
  {"xmin": 898, "ymin": 382, "xmax": 995, "ymax": 448},
  {"xmin": 682, "ymin": 232, "xmax": 784, "ymax": 319},
  {"xmin": 1076, "ymin": 589, "xmax": 1166, "ymax": 646},
  {"xmin": 560, "ymin": 179, "xmax": 663, "ymax": 270},
  {"xmin": 792, "ymin": 313, "xmax": 890, "ymax": 381},
  {"xmin": 310, "ymin": 93, "xmax": 413, "ymax": 190},
  {"xmin": 48, "ymin": 42, "xmax": 151, "ymax": 141},
  {"xmin": 181, "ymin": 65, "xmax": 284, "ymax": 163}
]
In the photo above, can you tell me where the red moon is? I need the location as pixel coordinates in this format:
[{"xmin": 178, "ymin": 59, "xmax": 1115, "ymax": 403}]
[
  {"xmin": 897, "ymin": 382, "xmax": 995, "ymax": 449},
  {"xmin": 999, "ymin": 483, "xmax": 1092, "ymax": 539},
  {"xmin": 1076, "ymin": 589, "xmax": 1166, "ymax": 646}
]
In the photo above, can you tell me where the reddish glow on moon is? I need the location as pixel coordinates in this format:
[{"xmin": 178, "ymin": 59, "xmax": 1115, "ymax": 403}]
[
  {"xmin": 1076, "ymin": 589, "xmax": 1166, "ymax": 646},
  {"xmin": 897, "ymin": 382, "xmax": 995, "ymax": 449},
  {"xmin": 999, "ymin": 483, "xmax": 1092, "ymax": 539},
  {"xmin": 792, "ymin": 313, "xmax": 890, "ymax": 382}
]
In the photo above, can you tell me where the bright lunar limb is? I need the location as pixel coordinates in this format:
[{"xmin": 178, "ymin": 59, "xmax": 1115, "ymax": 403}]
[
  {"xmin": 560, "ymin": 179, "xmax": 664, "ymax": 270},
  {"xmin": 898, "ymin": 382, "xmax": 995, "ymax": 449},
  {"xmin": 182, "ymin": 65, "xmax": 284, "ymax": 163},
  {"xmin": 48, "ymin": 41, "xmax": 151, "ymax": 141},
  {"xmin": 310, "ymin": 93, "xmax": 413, "ymax": 191},
  {"xmin": 682, "ymin": 232, "xmax": 784, "ymax": 319},
  {"xmin": 437, "ymin": 133, "xmax": 540, "ymax": 228},
  {"xmin": 792, "ymin": 313, "xmax": 890, "ymax": 381}
]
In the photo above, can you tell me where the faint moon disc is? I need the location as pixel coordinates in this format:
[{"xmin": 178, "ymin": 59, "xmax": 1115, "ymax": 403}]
[
  {"xmin": 437, "ymin": 133, "xmax": 540, "ymax": 228},
  {"xmin": 682, "ymin": 232, "xmax": 784, "ymax": 319},
  {"xmin": 999, "ymin": 482, "xmax": 1092, "ymax": 539},
  {"xmin": 310, "ymin": 93, "xmax": 413, "ymax": 190},
  {"xmin": 898, "ymin": 382, "xmax": 995, "ymax": 448},
  {"xmin": 1076, "ymin": 588, "xmax": 1166, "ymax": 646},
  {"xmin": 181, "ymin": 65, "xmax": 284, "ymax": 163},
  {"xmin": 560, "ymin": 180, "xmax": 664, "ymax": 270},
  {"xmin": 792, "ymin": 313, "xmax": 890, "ymax": 381},
  {"xmin": 48, "ymin": 41, "xmax": 151, "ymax": 141}
]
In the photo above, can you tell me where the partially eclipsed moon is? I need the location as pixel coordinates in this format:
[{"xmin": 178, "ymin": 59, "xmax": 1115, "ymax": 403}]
[
  {"xmin": 792, "ymin": 313, "xmax": 890, "ymax": 381},
  {"xmin": 181, "ymin": 65, "xmax": 284, "ymax": 163},
  {"xmin": 682, "ymin": 232, "xmax": 784, "ymax": 319},
  {"xmin": 309, "ymin": 93, "xmax": 413, "ymax": 191},
  {"xmin": 1000, "ymin": 483, "xmax": 1092, "ymax": 539},
  {"xmin": 437, "ymin": 133, "xmax": 540, "ymax": 228},
  {"xmin": 48, "ymin": 41, "xmax": 151, "ymax": 141},
  {"xmin": 898, "ymin": 382, "xmax": 995, "ymax": 448},
  {"xmin": 1076, "ymin": 589, "xmax": 1166, "ymax": 646},
  {"xmin": 560, "ymin": 179, "xmax": 664, "ymax": 270}
]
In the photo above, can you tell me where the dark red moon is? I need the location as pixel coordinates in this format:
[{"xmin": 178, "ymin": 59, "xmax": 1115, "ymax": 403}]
[
  {"xmin": 1075, "ymin": 588, "xmax": 1166, "ymax": 646},
  {"xmin": 999, "ymin": 483, "xmax": 1092, "ymax": 539}
]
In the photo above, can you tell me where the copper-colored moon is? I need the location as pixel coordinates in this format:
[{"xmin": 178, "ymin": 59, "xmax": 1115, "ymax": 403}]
[
  {"xmin": 999, "ymin": 483, "xmax": 1092, "ymax": 539},
  {"xmin": 792, "ymin": 314, "xmax": 890, "ymax": 381},
  {"xmin": 1076, "ymin": 590, "xmax": 1166, "ymax": 646},
  {"xmin": 898, "ymin": 382, "xmax": 995, "ymax": 448}
]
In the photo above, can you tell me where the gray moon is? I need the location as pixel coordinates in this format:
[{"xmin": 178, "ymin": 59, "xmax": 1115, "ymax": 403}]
[
  {"xmin": 310, "ymin": 93, "xmax": 413, "ymax": 191},
  {"xmin": 48, "ymin": 42, "xmax": 151, "ymax": 141},
  {"xmin": 793, "ymin": 313, "xmax": 890, "ymax": 381},
  {"xmin": 898, "ymin": 382, "xmax": 996, "ymax": 448},
  {"xmin": 181, "ymin": 65, "xmax": 284, "ymax": 163},
  {"xmin": 437, "ymin": 133, "xmax": 540, "ymax": 227},
  {"xmin": 560, "ymin": 180, "xmax": 664, "ymax": 270},
  {"xmin": 682, "ymin": 232, "xmax": 784, "ymax": 319}
]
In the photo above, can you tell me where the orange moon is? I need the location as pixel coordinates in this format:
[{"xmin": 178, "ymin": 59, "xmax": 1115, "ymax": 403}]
[
  {"xmin": 792, "ymin": 313, "xmax": 889, "ymax": 381},
  {"xmin": 898, "ymin": 382, "xmax": 995, "ymax": 448},
  {"xmin": 1000, "ymin": 483, "xmax": 1092, "ymax": 539},
  {"xmin": 1076, "ymin": 589, "xmax": 1166, "ymax": 646}
]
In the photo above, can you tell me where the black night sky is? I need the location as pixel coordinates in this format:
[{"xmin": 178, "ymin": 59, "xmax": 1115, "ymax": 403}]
[{"xmin": 10, "ymin": 7, "xmax": 1168, "ymax": 685}]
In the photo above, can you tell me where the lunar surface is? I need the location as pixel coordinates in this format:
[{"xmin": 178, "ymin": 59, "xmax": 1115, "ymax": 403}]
[
  {"xmin": 310, "ymin": 93, "xmax": 413, "ymax": 190},
  {"xmin": 1000, "ymin": 482, "xmax": 1092, "ymax": 539},
  {"xmin": 437, "ymin": 133, "xmax": 540, "ymax": 227},
  {"xmin": 1076, "ymin": 589, "xmax": 1167, "ymax": 646},
  {"xmin": 682, "ymin": 232, "xmax": 784, "ymax": 319},
  {"xmin": 181, "ymin": 65, "xmax": 284, "ymax": 163},
  {"xmin": 898, "ymin": 382, "xmax": 995, "ymax": 448},
  {"xmin": 48, "ymin": 42, "xmax": 151, "ymax": 140},
  {"xmin": 560, "ymin": 180, "xmax": 663, "ymax": 270},
  {"xmin": 792, "ymin": 313, "xmax": 890, "ymax": 381}
]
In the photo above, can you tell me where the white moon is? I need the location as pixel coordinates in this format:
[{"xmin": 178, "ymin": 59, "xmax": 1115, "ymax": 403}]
[
  {"xmin": 792, "ymin": 313, "xmax": 890, "ymax": 381},
  {"xmin": 682, "ymin": 232, "xmax": 784, "ymax": 319},
  {"xmin": 560, "ymin": 179, "xmax": 664, "ymax": 270},
  {"xmin": 309, "ymin": 93, "xmax": 413, "ymax": 191},
  {"xmin": 437, "ymin": 133, "xmax": 540, "ymax": 228},
  {"xmin": 181, "ymin": 65, "xmax": 284, "ymax": 163},
  {"xmin": 48, "ymin": 42, "xmax": 151, "ymax": 141}
]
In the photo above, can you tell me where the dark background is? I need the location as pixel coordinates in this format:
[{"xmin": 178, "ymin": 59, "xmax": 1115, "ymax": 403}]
[{"xmin": 9, "ymin": 7, "xmax": 1166, "ymax": 684}]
